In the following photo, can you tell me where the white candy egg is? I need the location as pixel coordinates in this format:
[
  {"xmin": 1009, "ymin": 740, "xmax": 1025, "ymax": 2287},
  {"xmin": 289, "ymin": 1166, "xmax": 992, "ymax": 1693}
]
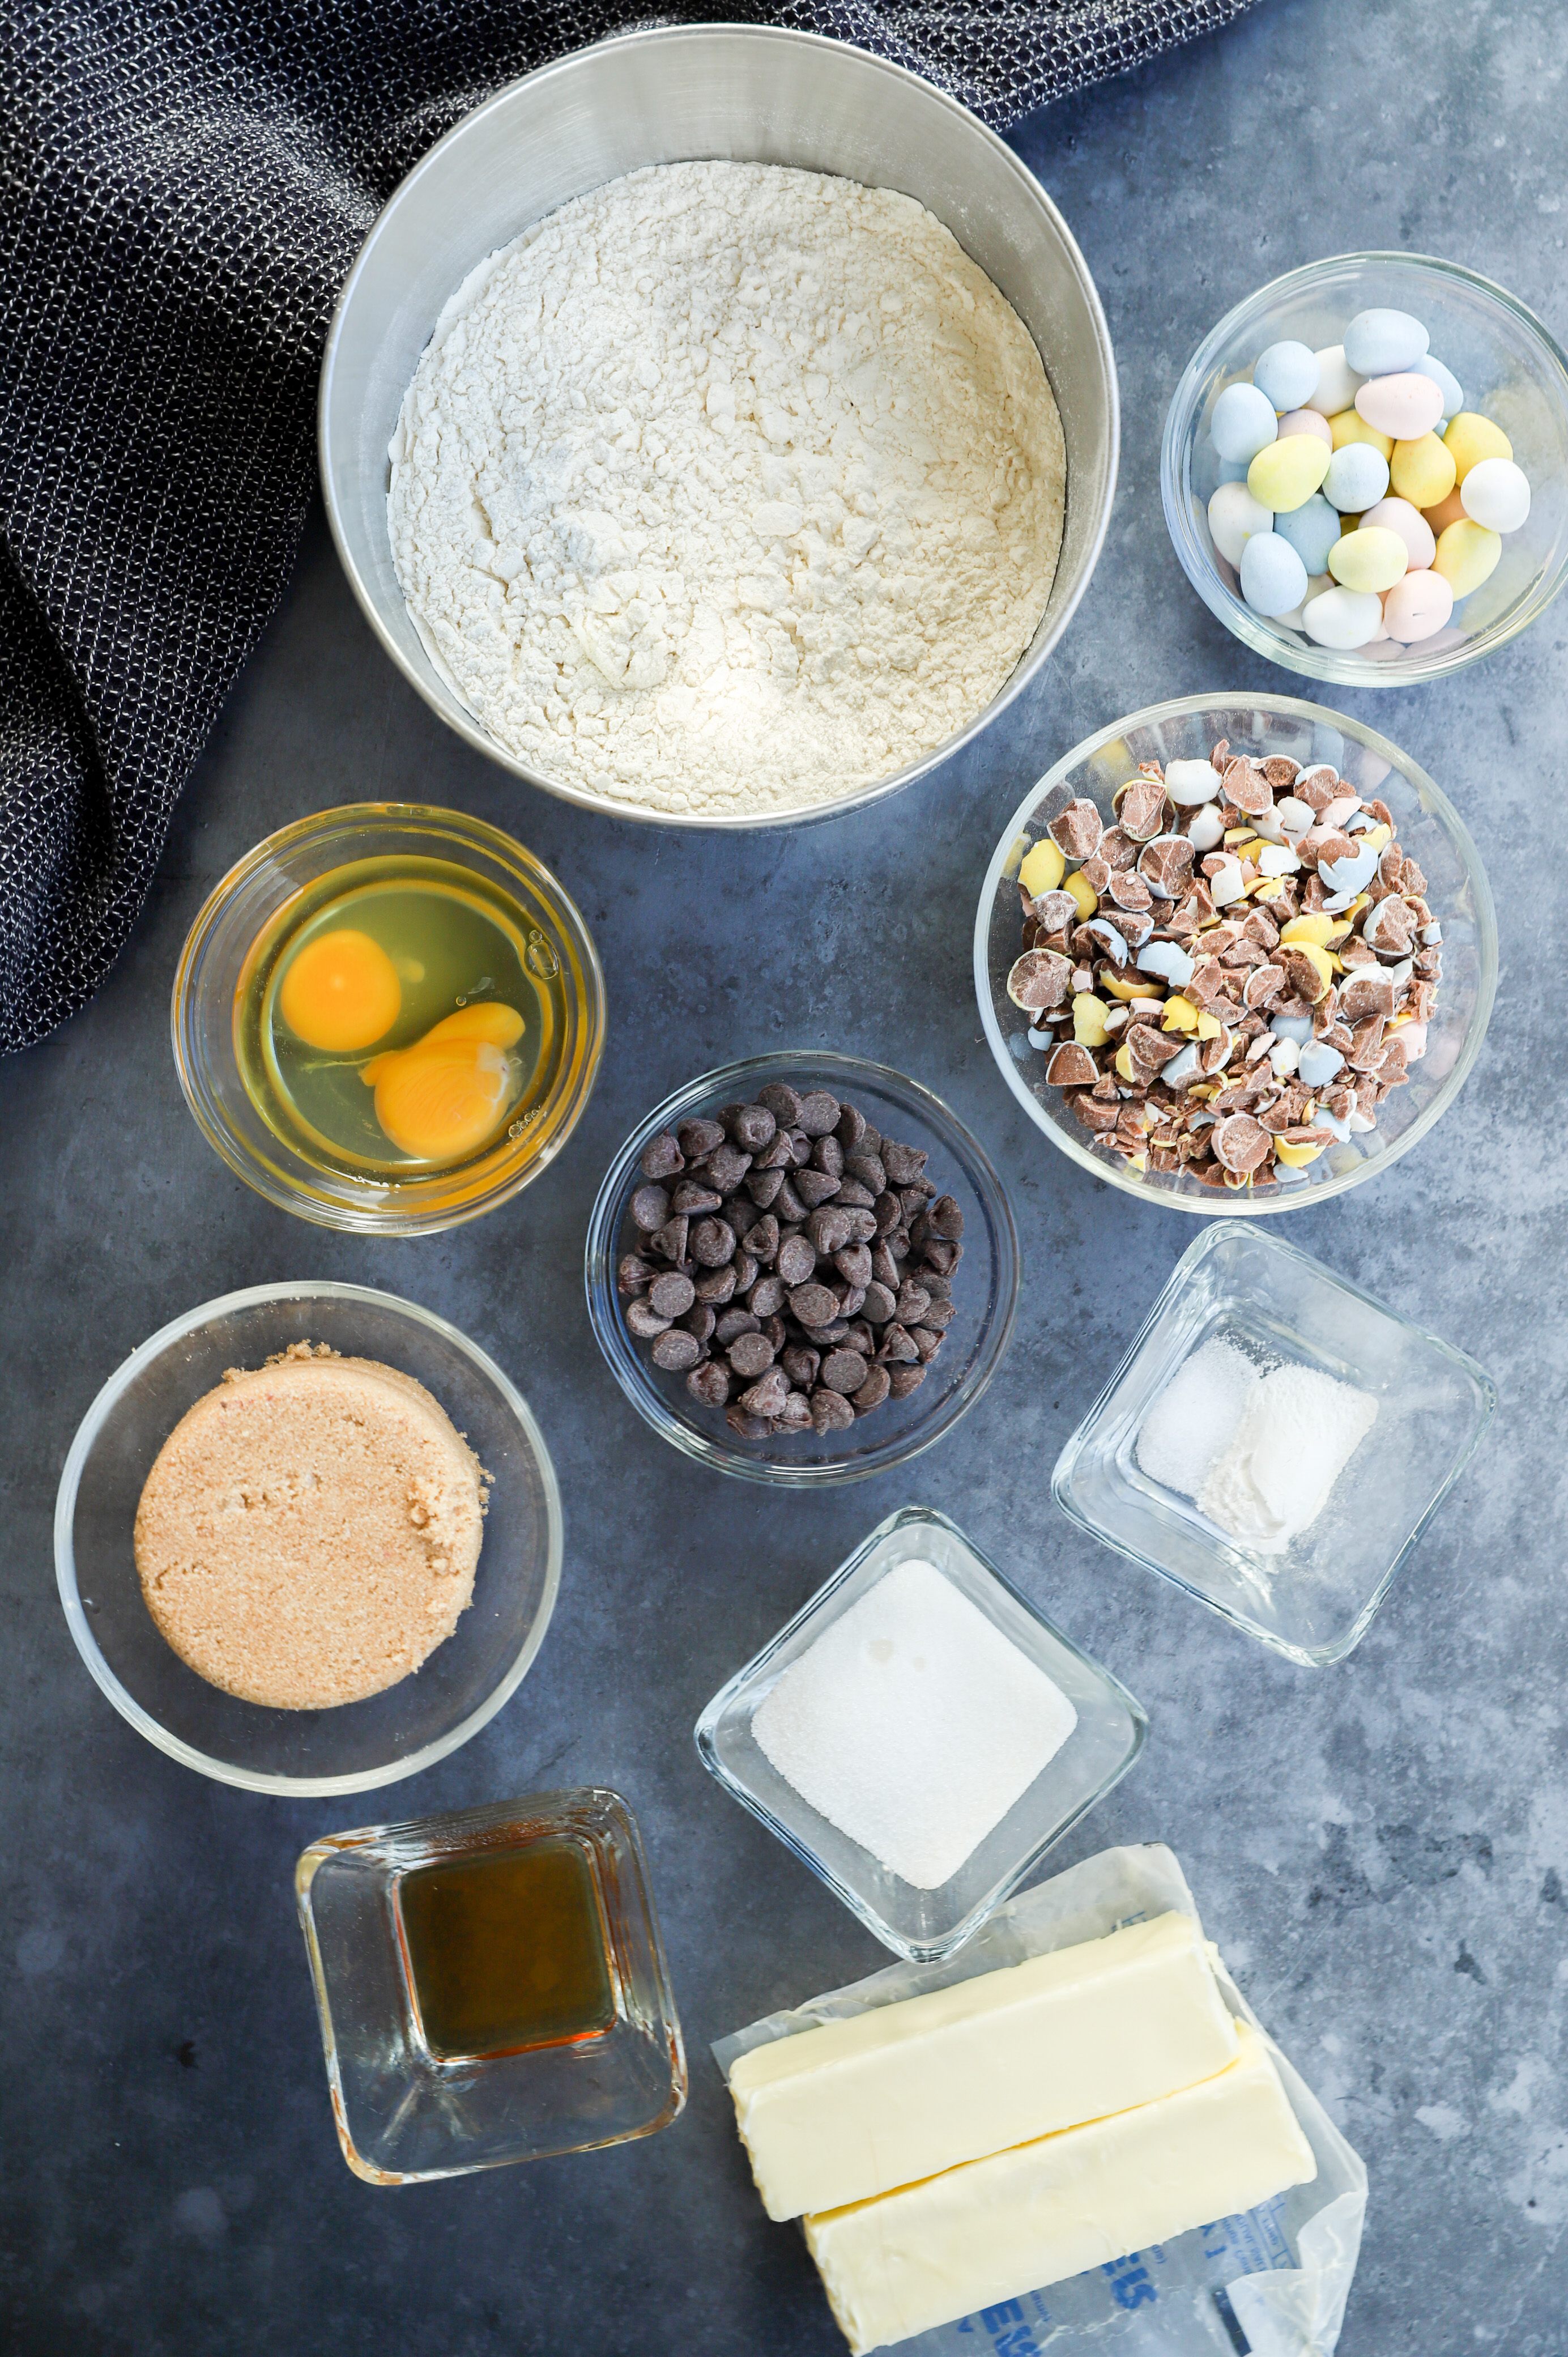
[
  {"xmin": 1459, "ymin": 457, "xmax": 1531, "ymax": 534},
  {"xmin": 1164, "ymin": 758, "xmax": 1224, "ymax": 806},
  {"xmin": 1302, "ymin": 585, "xmax": 1384, "ymax": 649},
  {"xmin": 1208, "ymin": 479, "xmax": 1273, "ymax": 566}
]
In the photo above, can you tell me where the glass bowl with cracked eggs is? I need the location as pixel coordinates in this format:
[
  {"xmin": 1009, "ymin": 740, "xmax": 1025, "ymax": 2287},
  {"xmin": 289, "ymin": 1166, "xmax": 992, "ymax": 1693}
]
[{"xmin": 974, "ymin": 694, "xmax": 1496, "ymax": 1215}]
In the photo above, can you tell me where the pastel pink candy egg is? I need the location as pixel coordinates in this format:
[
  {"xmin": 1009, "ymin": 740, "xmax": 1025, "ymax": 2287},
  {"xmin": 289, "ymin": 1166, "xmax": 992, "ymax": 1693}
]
[
  {"xmin": 1276, "ymin": 407, "xmax": 1332, "ymax": 447},
  {"xmin": 1355, "ymin": 373, "xmax": 1446, "ymax": 440},
  {"xmin": 1382, "ymin": 568, "xmax": 1455, "ymax": 643},
  {"xmin": 1360, "ymin": 496, "xmax": 1437, "ymax": 571}
]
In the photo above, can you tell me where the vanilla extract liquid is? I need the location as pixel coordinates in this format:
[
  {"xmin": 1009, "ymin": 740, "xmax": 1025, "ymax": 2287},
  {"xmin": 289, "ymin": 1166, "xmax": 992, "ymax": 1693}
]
[{"xmin": 397, "ymin": 1836, "xmax": 616, "ymax": 2061}]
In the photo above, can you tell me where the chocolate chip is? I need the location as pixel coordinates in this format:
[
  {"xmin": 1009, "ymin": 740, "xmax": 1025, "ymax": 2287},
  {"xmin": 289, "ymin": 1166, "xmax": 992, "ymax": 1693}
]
[
  {"xmin": 730, "ymin": 1103, "xmax": 777, "ymax": 1151},
  {"xmin": 925, "ymin": 1194, "xmax": 964, "ymax": 1240},
  {"xmin": 727, "ymin": 1407, "xmax": 775, "ymax": 1439},
  {"xmin": 833, "ymin": 1243, "xmax": 872, "ymax": 1289},
  {"xmin": 744, "ymin": 1167, "xmax": 786, "ymax": 1209},
  {"xmin": 630, "ymin": 1184, "xmax": 671, "ymax": 1232},
  {"xmin": 845, "ymin": 1151, "xmax": 887, "ymax": 1194},
  {"xmin": 922, "ymin": 1237, "xmax": 960, "ymax": 1276},
  {"xmin": 651, "ymin": 1329, "xmax": 702, "ymax": 1372},
  {"xmin": 728, "ymin": 1331, "xmax": 777, "ymax": 1378},
  {"xmin": 626, "ymin": 1299, "xmax": 672, "ymax": 1339},
  {"xmin": 895, "ymin": 1279, "xmax": 932, "ymax": 1324},
  {"xmin": 854, "ymin": 1363, "xmax": 892, "ymax": 1413},
  {"xmin": 789, "ymin": 1282, "xmax": 840, "ymax": 1327},
  {"xmin": 782, "ymin": 1345, "xmax": 820, "ymax": 1389},
  {"xmin": 877, "ymin": 1325, "xmax": 920, "ymax": 1363},
  {"xmin": 742, "ymin": 1214, "xmax": 779, "ymax": 1265},
  {"xmin": 841, "ymin": 1208, "xmax": 878, "ymax": 1245},
  {"xmin": 807, "ymin": 1205, "xmax": 853, "ymax": 1253},
  {"xmin": 748, "ymin": 1275, "xmax": 787, "ymax": 1319},
  {"xmin": 776, "ymin": 1389, "xmax": 813, "ymax": 1431},
  {"xmin": 861, "ymin": 1280, "xmax": 896, "ymax": 1324},
  {"xmin": 740, "ymin": 1367, "xmax": 789, "ymax": 1418},
  {"xmin": 617, "ymin": 1254, "xmax": 654, "ymax": 1294},
  {"xmin": 776, "ymin": 1233, "xmax": 816, "ymax": 1286},
  {"xmin": 670, "ymin": 1178, "xmax": 723, "ymax": 1217},
  {"xmin": 681, "ymin": 1303, "xmax": 717, "ymax": 1346},
  {"xmin": 820, "ymin": 1349, "xmax": 868, "ymax": 1395},
  {"xmin": 677, "ymin": 1118, "xmax": 725, "ymax": 1160},
  {"xmin": 836, "ymin": 1103, "xmax": 866, "ymax": 1149},
  {"xmin": 754, "ymin": 1131, "xmax": 795, "ymax": 1170},
  {"xmin": 731, "ymin": 1251, "xmax": 758, "ymax": 1294},
  {"xmin": 810, "ymin": 1134, "xmax": 844, "ymax": 1180},
  {"xmin": 687, "ymin": 1362, "xmax": 730, "ymax": 1407},
  {"xmin": 650, "ymin": 1215, "xmax": 689, "ymax": 1264},
  {"xmin": 693, "ymin": 1263, "xmax": 737, "ymax": 1305},
  {"xmin": 802, "ymin": 1320, "xmax": 850, "ymax": 1346},
  {"xmin": 714, "ymin": 1308, "xmax": 759, "ymax": 1346},
  {"xmin": 647, "ymin": 1270, "xmax": 696, "ymax": 1318},
  {"xmin": 756, "ymin": 1083, "xmax": 802, "ymax": 1125},
  {"xmin": 705, "ymin": 1143, "xmax": 752, "ymax": 1194},
  {"xmin": 835, "ymin": 1177, "xmax": 876, "ymax": 1209},
  {"xmin": 888, "ymin": 1364, "xmax": 927, "ymax": 1398},
  {"xmin": 871, "ymin": 1243, "xmax": 900, "ymax": 1290},
  {"xmin": 809, "ymin": 1388, "xmax": 855, "ymax": 1433},
  {"xmin": 836, "ymin": 1283, "xmax": 867, "ymax": 1318},
  {"xmin": 774, "ymin": 1177, "xmax": 807, "ymax": 1224},
  {"xmin": 794, "ymin": 1168, "xmax": 841, "ymax": 1209},
  {"xmin": 880, "ymin": 1139, "xmax": 928, "ymax": 1185},
  {"xmin": 922, "ymin": 1298, "xmax": 956, "ymax": 1330},
  {"xmin": 641, "ymin": 1132, "xmax": 684, "ymax": 1181},
  {"xmin": 910, "ymin": 1325, "xmax": 943, "ymax": 1362},
  {"xmin": 691, "ymin": 1217, "xmax": 735, "ymax": 1267},
  {"xmin": 873, "ymin": 1190, "xmax": 902, "ymax": 1235},
  {"xmin": 795, "ymin": 1090, "xmax": 841, "ymax": 1137}
]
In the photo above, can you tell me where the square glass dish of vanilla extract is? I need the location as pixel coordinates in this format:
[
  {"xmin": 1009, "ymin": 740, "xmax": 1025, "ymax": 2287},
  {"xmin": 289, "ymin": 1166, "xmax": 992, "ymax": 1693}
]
[
  {"xmin": 1052, "ymin": 1223, "xmax": 1497, "ymax": 1667},
  {"xmin": 296, "ymin": 1789, "xmax": 685, "ymax": 2181}
]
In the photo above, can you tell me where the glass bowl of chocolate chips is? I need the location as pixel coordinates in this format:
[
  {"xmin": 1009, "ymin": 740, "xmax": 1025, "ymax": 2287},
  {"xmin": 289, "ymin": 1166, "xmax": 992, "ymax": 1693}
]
[
  {"xmin": 584, "ymin": 1054, "xmax": 1020, "ymax": 1484},
  {"xmin": 975, "ymin": 693, "xmax": 1496, "ymax": 1211}
]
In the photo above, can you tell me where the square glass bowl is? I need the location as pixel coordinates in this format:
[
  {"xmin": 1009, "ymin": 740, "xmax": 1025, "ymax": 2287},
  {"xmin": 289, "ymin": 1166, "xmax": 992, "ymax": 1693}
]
[
  {"xmin": 296, "ymin": 1789, "xmax": 686, "ymax": 2182},
  {"xmin": 1052, "ymin": 1223, "xmax": 1495, "ymax": 1666},
  {"xmin": 694, "ymin": 1506, "xmax": 1146, "ymax": 1962}
]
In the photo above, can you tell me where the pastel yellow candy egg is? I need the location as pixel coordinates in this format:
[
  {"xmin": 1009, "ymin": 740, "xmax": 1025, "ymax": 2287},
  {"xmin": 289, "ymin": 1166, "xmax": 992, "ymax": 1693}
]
[
  {"xmin": 1161, "ymin": 994, "xmax": 1200, "ymax": 1033},
  {"xmin": 1072, "ymin": 994, "xmax": 1110, "ymax": 1047},
  {"xmin": 1019, "ymin": 839, "xmax": 1065, "ymax": 896},
  {"xmin": 1329, "ymin": 409, "xmax": 1394, "ymax": 460},
  {"xmin": 1443, "ymin": 411, "xmax": 1512, "ymax": 483},
  {"xmin": 1275, "ymin": 1139, "xmax": 1324, "ymax": 1168},
  {"xmin": 1280, "ymin": 913, "xmax": 1336, "ymax": 947},
  {"xmin": 1433, "ymin": 518, "xmax": 1502, "ymax": 599},
  {"xmin": 1390, "ymin": 433, "xmax": 1457, "ymax": 509},
  {"xmin": 1247, "ymin": 433, "xmax": 1333, "ymax": 513},
  {"xmin": 1063, "ymin": 869, "xmax": 1099, "ymax": 919},
  {"xmin": 1328, "ymin": 527, "xmax": 1409, "ymax": 594}
]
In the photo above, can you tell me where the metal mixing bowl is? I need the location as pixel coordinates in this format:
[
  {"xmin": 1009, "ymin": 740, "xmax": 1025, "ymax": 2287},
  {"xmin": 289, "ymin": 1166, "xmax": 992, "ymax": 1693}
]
[{"xmin": 319, "ymin": 24, "xmax": 1118, "ymax": 828}]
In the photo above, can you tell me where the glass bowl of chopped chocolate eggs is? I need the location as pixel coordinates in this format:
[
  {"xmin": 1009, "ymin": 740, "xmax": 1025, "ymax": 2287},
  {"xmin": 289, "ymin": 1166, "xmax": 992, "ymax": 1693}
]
[
  {"xmin": 1162, "ymin": 253, "xmax": 1568, "ymax": 684},
  {"xmin": 584, "ymin": 1054, "xmax": 1020, "ymax": 1485},
  {"xmin": 54, "ymin": 1283, "xmax": 563, "ymax": 1794},
  {"xmin": 975, "ymin": 694, "xmax": 1497, "ymax": 1214}
]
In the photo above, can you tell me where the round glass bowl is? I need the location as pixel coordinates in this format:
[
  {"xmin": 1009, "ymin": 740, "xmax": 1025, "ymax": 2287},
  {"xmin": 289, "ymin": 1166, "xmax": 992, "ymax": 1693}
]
[
  {"xmin": 55, "ymin": 1283, "xmax": 563, "ymax": 1795},
  {"xmin": 974, "ymin": 694, "xmax": 1497, "ymax": 1216},
  {"xmin": 1162, "ymin": 253, "xmax": 1568, "ymax": 685},
  {"xmin": 584, "ymin": 1054, "xmax": 1020, "ymax": 1486},
  {"xmin": 172, "ymin": 805, "xmax": 605, "ymax": 1234}
]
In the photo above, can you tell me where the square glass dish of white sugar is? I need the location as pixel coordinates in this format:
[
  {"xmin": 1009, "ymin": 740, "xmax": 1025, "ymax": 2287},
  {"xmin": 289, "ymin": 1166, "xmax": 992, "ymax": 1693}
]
[
  {"xmin": 1053, "ymin": 1223, "xmax": 1495, "ymax": 1667},
  {"xmin": 693, "ymin": 1505, "xmax": 1147, "ymax": 1963}
]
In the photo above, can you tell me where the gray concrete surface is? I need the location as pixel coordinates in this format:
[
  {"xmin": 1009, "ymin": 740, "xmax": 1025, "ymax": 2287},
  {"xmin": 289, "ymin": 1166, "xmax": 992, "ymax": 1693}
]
[{"xmin": 5, "ymin": 0, "xmax": 1566, "ymax": 2349}]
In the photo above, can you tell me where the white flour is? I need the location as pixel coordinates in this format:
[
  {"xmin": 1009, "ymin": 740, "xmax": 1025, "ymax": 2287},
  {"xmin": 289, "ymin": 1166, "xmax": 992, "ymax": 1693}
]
[{"xmin": 388, "ymin": 161, "xmax": 1065, "ymax": 817}]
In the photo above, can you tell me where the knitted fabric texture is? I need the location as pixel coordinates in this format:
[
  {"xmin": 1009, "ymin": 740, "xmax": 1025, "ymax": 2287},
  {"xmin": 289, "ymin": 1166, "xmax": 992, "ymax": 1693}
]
[{"xmin": 1, "ymin": 0, "xmax": 1255, "ymax": 1052}]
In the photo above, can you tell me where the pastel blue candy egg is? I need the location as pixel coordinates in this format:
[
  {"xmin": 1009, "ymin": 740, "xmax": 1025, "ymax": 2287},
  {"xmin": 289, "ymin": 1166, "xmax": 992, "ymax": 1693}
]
[
  {"xmin": 1239, "ymin": 530, "xmax": 1310, "ymax": 617},
  {"xmin": 1252, "ymin": 340, "xmax": 1319, "ymax": 411},
  {"xmin": 1298, "ymin": 1041, "xmax": 1345, "ymax": 1088},
  {"xmin": 1322, "ymin": 441, "xmax": 1391, "ymax": 513},
  {"xmin": 1212, "ymin": 381, "xmax": 1279, "ymax": 464},
  {"xmin": 1343, "ymin": 307, "xmax": 1430, "ymax": 376},
  {"xmin": 1275, "ymin": 493, "xmax": 1343, "ymax": 576},
  {"xmin": 1413, "ymin": 353, "xmax": 1464, "ymax": 418},
  {"xmin": 1216, "ymin": 458, "xmax": 1251, "ymax": 483}
]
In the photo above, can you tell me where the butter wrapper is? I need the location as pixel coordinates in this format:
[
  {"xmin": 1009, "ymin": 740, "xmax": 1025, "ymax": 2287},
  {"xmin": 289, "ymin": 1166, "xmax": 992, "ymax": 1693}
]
[{"xmin": 714, "ymin": 1841, "xmax": 1366, "ymax": 2357}]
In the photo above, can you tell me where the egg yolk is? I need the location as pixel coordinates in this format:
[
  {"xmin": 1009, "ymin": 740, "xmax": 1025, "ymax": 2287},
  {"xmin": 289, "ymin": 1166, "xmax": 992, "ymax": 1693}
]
[
  {"xmin": 360, "ymin": 1001, "xmax": 525, "ymax": 1163},
  {"xmin": 278, "ymin": 929, "xmax": 402, "ymax": 1053}
]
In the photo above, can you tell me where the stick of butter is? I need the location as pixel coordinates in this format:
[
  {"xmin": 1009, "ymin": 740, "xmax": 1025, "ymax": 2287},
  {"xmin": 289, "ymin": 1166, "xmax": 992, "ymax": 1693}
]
[
  {"xmin": 727, "ymin": 1910, "xmax": 1237, "ymax": 2220},
  {"xmin": 804, "ymin": 2020, "xmax": 1317, "ymax": 2355}
]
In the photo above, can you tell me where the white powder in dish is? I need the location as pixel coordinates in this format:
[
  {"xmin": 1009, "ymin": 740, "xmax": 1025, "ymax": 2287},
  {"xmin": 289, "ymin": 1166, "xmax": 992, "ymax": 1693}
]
[
  {"xmin": 388, "ymin": 161, "xmax": 1064, "ymax": 818},
  {"xmin": 750, "ymin": 1557, "xmax": 1078, "ymax": 1891},
  {"xmin": 1135, "ymin": 1334, "xmax": 1260, "ymax": 1500},
  {"xmin": 1198, "ymin": 1361, "xmax": 1378, "ymax": 1555}
]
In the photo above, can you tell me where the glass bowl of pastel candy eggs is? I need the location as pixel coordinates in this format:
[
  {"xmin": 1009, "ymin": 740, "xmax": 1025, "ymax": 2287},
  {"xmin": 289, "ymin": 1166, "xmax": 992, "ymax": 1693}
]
[{"xmin": 1162, "ymin": 253, "xmax": 1568, "ymax": 683}]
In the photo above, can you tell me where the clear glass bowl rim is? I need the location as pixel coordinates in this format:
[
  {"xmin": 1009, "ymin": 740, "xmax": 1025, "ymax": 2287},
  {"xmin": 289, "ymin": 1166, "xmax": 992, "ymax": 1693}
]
[
  {"xmin": 1160, "ymin": 249, "xmax": 1568, "ymax": 686},
  {"xmin": 583, "ymin": 1052, "xmax": 1021, "ymax": 1487},
  {"xmin": 1049, "ymin": 1220, "xmax": 1499, "ymax": 1665},
  {"xmin": 170, "ymin": 801, "xmax": 607, "ymax": 1236},
  {"xmin": 53, "ymin": 1279, "xmax": 565, "ymax": 1795},
  {"xmin": 971, "ymin": 689, "xmax": 1498, "ymax": 1217},
  {"xmin": 692, "ymin": 1502, "xmax": 1148, "ymax": 1960}
]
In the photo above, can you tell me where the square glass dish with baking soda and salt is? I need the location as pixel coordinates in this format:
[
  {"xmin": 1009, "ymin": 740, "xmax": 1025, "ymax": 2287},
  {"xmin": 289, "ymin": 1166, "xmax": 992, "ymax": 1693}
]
[
  {"xmin": 1053, "ymin": 1223, "xmax": 1495, "ymax": 1666},
  {"xmin": 694, "ymin": 1505, "xmax": 1147, "ymax": 1963}
]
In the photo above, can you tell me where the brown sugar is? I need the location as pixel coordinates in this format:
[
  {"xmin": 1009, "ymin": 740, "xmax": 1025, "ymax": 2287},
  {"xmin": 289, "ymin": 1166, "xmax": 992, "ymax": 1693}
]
[{"xmin": 133, "ymin": 1344, "xmax": 486, "ymax": 1709}]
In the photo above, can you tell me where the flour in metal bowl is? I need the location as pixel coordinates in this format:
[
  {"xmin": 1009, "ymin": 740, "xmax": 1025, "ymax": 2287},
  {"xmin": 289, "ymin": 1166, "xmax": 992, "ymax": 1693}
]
[{"xmin": 388, "ymin": 161, "xmax": 1066, "ymax": 819}]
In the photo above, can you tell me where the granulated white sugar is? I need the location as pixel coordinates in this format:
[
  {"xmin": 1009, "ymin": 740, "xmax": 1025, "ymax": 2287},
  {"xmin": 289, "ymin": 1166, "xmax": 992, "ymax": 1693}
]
[
  {"xmin": 750, "ymin": 1557, "xmax": 1077, "ymax": 1890},
  {"xmin": 1135, "ymin": 1334, "xmax": 1259, "ymax": 1500},
  {"xmin": 1198, "ymin": 1361, "xmax": 1378, "ymax": 1555}
]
